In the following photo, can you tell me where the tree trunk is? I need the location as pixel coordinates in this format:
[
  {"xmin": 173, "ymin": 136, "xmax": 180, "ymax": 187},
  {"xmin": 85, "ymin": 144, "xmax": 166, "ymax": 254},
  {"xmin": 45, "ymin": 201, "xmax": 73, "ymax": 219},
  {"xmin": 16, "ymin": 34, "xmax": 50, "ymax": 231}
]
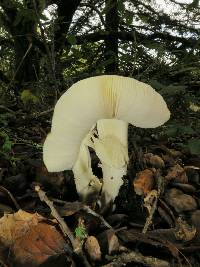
[{"xmin": 104, "ymin": 0, "xmax": 119, "ymax": 73}]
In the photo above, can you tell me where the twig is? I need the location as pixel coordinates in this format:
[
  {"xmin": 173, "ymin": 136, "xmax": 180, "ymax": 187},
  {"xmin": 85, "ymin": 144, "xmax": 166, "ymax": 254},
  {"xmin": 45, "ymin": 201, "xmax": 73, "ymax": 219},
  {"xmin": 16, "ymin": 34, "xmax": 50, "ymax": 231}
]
[
  {"xmin": 7, "ymin": 43, "xmax": 32, "ymax": 89},
  {"xmin": 50, "ymin": 198, "xmax": 112, "ymax": 229},
  {"xmin": 0, "ymin": 258, "xmax": 8, "ymax": 267},
  {"xmin": 83, "ymin": 205, "xmax": 113, "ymax": 229},
  {"xmin": 31, "ymin": 108, "xmax": 54, "ymax": 118},
  {"xmin": 35, "ymin": 186, "xmax": 91, "ymax": 267},
  {"xmin": 0, "ymin": 186, "xmax": 20, "ymax": 210},
  {"xmin": 102, "ymin": 250, "xmax": 170, "ymax": 267},
  {"xmin": 0, "ymin": 105, "xmax": 15, "ymax": 114},
  {"xmin": 35, "ymin": 185, "xmax": 76, "ymax": 249}
]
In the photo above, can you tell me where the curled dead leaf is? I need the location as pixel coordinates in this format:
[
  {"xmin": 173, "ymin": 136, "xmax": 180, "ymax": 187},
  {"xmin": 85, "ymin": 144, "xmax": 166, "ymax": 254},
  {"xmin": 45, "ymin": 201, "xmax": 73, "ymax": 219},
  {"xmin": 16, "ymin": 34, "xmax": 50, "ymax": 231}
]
[
  {"xmin": 97, "ymin": 229, "xmax": 119, "ymax": 255},
  {"xmin": 134, "ymin": 169, "xmax": 155, "ymax": 196}
]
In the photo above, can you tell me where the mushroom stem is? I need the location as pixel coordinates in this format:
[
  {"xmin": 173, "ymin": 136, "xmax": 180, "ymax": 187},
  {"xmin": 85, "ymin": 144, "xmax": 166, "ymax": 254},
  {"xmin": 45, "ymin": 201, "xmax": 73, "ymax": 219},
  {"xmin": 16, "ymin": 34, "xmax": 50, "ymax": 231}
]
[
  {"xmin": 93, "ymin": 119, "xmax": 129, "ymax": 205},
  {"xmin": 100, "ymin": 163, "xmax": 127, "ymax": 205}
]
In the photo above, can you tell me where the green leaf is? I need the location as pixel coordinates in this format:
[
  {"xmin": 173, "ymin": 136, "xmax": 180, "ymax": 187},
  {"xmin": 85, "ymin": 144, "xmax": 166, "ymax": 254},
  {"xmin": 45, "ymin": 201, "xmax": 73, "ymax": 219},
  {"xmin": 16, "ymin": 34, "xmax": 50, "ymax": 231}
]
[
  {"xmin": 148, "ymin": 80, "xmax": 164, "ymax": 90},
  {"xmin": 187, "ymin": 139, "xmax": 200, "ymax": 155},
  {"xmin": 117, "ymin": 1, "xmax": 125, "ymax": 13},
  {"xmin": 159, "ymin": 85, "xmax": 186, "ymax": 96},
  {"xmin": 67, "ymin": 35, "xmax": 77, "ymax": 45},
  {"xmin": 2, "ymin": 139, "xmax": 12, "ymax": 152},
  {"xmin": 125, "ymin": 10, "xmax": 133, "ymax": 25},
  {"xmin": 75, "ymin": 226, "xmax": 88, "ymax": 241},
  {"xmin": 20, "ymin": 90, "xmax": 39, "ymax": 105},
  {"xmin": 138, "ymin": 14, "xmax": 149, "ymax": 23},
  {"xmin": 13, "ymin": 13, "xmax": 22, "ymax": 26}
]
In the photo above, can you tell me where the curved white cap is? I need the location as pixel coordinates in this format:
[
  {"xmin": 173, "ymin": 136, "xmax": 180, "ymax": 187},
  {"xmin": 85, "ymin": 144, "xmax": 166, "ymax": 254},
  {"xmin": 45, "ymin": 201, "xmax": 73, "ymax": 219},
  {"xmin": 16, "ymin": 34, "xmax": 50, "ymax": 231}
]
[{"xmin": 43, "ymin": 75, "xmax": 170, "ymax": 172}]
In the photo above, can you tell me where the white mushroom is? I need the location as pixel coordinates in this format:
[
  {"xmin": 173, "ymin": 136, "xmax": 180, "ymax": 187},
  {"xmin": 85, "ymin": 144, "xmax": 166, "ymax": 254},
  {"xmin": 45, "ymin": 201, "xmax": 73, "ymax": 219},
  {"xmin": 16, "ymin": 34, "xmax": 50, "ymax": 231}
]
[
  {"xmin": 72, "ymin": 130, "xmax": 102, "ymax": 202},
  {"xmin": 43, "ymin": 75, "xmax": 170, "ymax": 205}
]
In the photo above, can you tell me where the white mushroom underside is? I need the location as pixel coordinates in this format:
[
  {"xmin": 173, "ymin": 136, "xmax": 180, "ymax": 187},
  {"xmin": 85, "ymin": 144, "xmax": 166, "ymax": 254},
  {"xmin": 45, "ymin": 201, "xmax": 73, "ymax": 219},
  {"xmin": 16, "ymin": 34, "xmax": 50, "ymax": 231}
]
[{"xmin": 43, "ymin": 75, "xmax": 170, "ymax": 172}]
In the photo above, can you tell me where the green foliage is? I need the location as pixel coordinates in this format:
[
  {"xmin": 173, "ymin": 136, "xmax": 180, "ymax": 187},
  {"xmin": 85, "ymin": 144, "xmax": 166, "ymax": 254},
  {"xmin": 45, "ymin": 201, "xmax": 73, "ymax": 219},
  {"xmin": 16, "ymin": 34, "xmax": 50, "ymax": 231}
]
[
  {"xmin": 187, "ymin": 139, "xmax": 200, "ymax": 155},
  {"xmin": 0, "ymin": 113, "xmax": 13, "ymax": 127},
  {"xmin": 0, "ymin": 130, "xmax": 18, "ymax": 167},
  {"xmin": 67, "ymin": 35, "xmax": 77, "ymax": 45},
  {"xmin": 75, "ymin": 226, "xmax": 88, "ymax": 244},
  {"xmin": 20, "ymin": 90, "xmax": 39, "ymax": 105}
]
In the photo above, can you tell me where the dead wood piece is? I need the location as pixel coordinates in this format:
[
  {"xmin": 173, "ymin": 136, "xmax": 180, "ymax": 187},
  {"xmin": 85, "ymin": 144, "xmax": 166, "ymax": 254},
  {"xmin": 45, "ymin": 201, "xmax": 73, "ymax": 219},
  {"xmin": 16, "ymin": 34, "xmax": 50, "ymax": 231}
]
[{"xmin": 102, "ymin": 251, "xmax": 170, "ymax": 267}]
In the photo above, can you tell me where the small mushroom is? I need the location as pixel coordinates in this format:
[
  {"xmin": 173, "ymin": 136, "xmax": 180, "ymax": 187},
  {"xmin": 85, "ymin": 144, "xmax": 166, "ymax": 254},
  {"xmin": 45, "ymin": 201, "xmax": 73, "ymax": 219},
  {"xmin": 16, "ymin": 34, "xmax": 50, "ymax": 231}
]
[{"xmin": 43, "ymin": 75, "xmax": 170, "ymax": 205}]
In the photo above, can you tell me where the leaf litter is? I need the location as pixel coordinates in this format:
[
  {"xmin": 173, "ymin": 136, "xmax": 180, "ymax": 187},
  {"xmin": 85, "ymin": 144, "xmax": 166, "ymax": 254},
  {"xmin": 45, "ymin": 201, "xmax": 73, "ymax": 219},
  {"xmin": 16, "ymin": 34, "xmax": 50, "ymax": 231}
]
[{"xmin": 0, "ymin": 115, "xmax": 200, "ymax": 266}]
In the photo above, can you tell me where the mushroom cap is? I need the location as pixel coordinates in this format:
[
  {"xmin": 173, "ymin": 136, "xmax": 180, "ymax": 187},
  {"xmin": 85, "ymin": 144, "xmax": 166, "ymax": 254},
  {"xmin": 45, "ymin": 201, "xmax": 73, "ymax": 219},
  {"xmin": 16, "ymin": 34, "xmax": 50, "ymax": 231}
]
[{"xmin": 43, "ymin": 75, "xmax": 170, "ymax": 172}]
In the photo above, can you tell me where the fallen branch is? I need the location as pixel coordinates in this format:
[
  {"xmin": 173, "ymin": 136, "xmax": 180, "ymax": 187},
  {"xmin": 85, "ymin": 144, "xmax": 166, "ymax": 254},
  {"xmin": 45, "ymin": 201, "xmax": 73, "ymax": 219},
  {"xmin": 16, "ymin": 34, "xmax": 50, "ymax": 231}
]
[
  {"xmin": 103, "ymin": 251, "xmax": 170, "ymax": 267},
  {"xmin": 0, "ymin": 105, "xmax": 15, "ymax": 114}
]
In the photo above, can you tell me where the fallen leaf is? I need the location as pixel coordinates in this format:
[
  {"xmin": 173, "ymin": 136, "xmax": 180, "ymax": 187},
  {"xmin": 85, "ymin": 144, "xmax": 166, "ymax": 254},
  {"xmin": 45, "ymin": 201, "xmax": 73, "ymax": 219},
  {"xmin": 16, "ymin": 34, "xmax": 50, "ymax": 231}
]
[
  {"xmin": 97, "ymin": 229, "xmax": 119, "ymax": 255},
  {"xmin": 144, "ymin": 153, "xmax": 165, "ymax": 168},
  {"xmin": 165, "ymin": 188, "xmax": 197, "ymax": 213},
  {"xmin": 165, "ymin": 164, "xmax": 188, "ymax": 183},
  {"xmin": 84, "ymin": 236, "xmax": 101, "ymax": 262},
  {"xmin": 0, "ymin": 210, "xmax": 68, "ymax": 266},
  {"xmin": 134, "ymin": 169, "xmax": 155, "ymax": 196}
]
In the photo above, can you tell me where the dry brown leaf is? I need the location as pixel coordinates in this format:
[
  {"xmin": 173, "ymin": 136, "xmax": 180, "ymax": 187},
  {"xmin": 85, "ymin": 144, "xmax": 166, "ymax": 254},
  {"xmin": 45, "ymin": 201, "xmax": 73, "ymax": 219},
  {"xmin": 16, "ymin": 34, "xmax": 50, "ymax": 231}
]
[
  {"xmin": 97, "ymin": 229, "xmax": 119, "ymax": 255},
  {"xmin": 165, "ymin": 164, "xmax": 188, "ymax": 183},
  {"xmin": 84, "ymin": 236, "xmax": 101, "ymax": 262},
  {"xmin": 133, "ymin": 169, "xmax": 155, "ymax": 196},
  {"xmin": 165, "ymin": 188, "xmax": 197, "ymax": 213},
  {"xmin": 0, "ymin": 210, "xmax": 68, "ymax": 266},
  {"xmin": 144, "ymin": 153, "xmax": 165, "ymax": 169}
]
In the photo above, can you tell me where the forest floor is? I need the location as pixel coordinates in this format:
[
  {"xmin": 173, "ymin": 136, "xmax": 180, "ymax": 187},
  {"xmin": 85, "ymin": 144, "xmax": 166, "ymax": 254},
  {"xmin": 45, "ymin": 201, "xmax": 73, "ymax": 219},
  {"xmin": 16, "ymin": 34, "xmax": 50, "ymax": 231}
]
[{"xmin": 0, "ymin": 108, "xmax": 200, "ymax": 267}]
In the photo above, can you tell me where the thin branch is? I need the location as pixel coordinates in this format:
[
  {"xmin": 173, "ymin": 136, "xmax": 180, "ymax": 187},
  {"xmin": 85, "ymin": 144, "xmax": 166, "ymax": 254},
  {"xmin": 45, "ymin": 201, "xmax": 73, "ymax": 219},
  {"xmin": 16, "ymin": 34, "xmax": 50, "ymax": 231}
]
[
  {"xmin": 0, "ymin": 105, "xmax": 15, "ymax": 114},
  {"xmin": 7, "ymin": 42, "xmax": 32, "ymax": 89},
  {"xmin": 35, "ymin": 185, "xmax": 76, "ymax": 249},
  {"xmin": 35, "ymin": 186, "xmax": 91, "ymax": 267},
  {"xmin": 0, "ymin": 186, "xmax": 20, "ymax": 210},
  {"xmin": 80, "ymin": 3, "xmax": 105, "ymax": 26},
  {"xmin": 102, "ymin": 250, "xmax": 170, "ymax": 267}
]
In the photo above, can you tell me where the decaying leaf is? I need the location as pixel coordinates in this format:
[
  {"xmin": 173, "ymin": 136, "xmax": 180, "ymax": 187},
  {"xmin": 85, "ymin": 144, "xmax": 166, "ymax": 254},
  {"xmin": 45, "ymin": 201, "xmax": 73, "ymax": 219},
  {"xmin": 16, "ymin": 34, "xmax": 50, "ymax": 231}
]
[
  {"xmin": 84, "ymin": 236, "xmax": 101, "ymax": 262},
  {"xmin": 165, "ymin": 164, "xmax": 188, "ymax": 183},
  {"xmin": 175, "ymin": 217, "xmax": 196, "ymax": 242},
  {"xmin": 97, "ymin": 229, "xmax": 119, "ymax": 255},
  {"xmin": 144, "ymin": 153, "xmax": 165, "ymax": 169},
  {"xmin": 0, "ymin": 210, "xmax": 68, "ymax": 266},
  {"xmin": 134, "ymin": 169, "xmax": 155, "ymax": 196},
  {"xmin": 165, "ymin": 188, "xmax": 197, "ymax": 213}
]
